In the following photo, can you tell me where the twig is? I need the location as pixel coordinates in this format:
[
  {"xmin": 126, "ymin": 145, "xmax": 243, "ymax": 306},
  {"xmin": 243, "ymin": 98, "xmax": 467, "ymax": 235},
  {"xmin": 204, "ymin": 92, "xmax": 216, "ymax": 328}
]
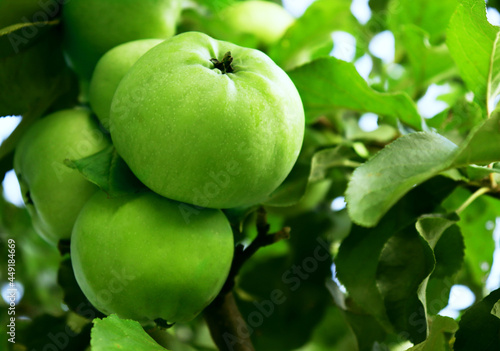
[
  {"xmin": 456, "ymin": 187, "xmax": 490, "ymax": 214},
  {"xmin": 204, "ymin": 206, "xmax": 290, "ymax": 351}
]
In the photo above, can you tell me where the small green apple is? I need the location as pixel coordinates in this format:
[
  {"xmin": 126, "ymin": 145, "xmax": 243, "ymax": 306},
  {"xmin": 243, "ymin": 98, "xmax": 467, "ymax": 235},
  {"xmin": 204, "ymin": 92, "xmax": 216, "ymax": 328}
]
[
  {"xmin": 110, "ymin": 31, "xmax": 305, "ymax": 209},
  {"xmin": 14, "ymin": 109, "xmax": 110, "ymax": 245},
  {"xmin": 89, "ymin": 39, "xmax": 164, "ymax": 128},
  {"xmin": 62, "ymin": 0, "xmax": 181, "ymax": 80},
  {"xmin": 216, "ymin": 0, "xmax": 295, "ymax": 48},
  {"xmin": 71, "ymin": 190, "xmax": 234, "ymax": 323}
]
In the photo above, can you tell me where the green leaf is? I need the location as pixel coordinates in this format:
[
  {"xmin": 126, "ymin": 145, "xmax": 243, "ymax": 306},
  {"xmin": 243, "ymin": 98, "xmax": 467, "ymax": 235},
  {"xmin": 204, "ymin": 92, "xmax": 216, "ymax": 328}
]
[
  {"xmin": 442, "ymin": 187, "xmax": 497, "ymax": 288},
  {"xmin": 492, "ymin": 300, "xmax": 500, "ymax": 319},
  {"xmin": 288, "ymin": 57, "xmax": 422, "ymax": 128},
  {"xmin": 0, "ymin": 20, "xmax": 59, "ymax": 58},
  {"xmin": 269, "ymin": 0, "xmax": 358, "ymax": 70},
  {"xmin": 416, "ymin": 214, "xmax": 459, "ymax": 249},
  {"xmin": 236, "ymin": 212, "xmax": 333, "ymax": 350},
  {"xmin": 190, "ymin": 0, "xmax": 234, "ymax": 12},
  {"xmin": 263, "ymin": 161, "xmax": 311, "ymax": 206},
  {"xmin": 57, "ymin": 256, "xmax": 105, "ymax": 321},
  {"xmin": 309, "ymin": 146, "xmax": 359, "ymax": 182},
  {"xmin": 453, "ymin": 110, "xmax": 500, "ymax": 165},
  {"xmin": 0, "ymin": 25, "xmax": 76, "ymax": 117},
  {"xmin": 466, "ymin": 164, "xmax": 500, "ymax": 181},
  {"xmin": 376, "ymin": 228, "xmax": 435, "ymax": 343},
  {"xmin": 343, "ymin": 310, "xmax": 387, "ymax": 351},
  {"xmin": 388, "ymin": 0, "xmax": 458, "ymax": 43},
  {"xmin": 447, "ymin": 0, "xmax": 500, "ymax": 115},
  {"xmin": 91, "ymin": 315, "xmax": 167, "ymax": 351},
  {"xmin": 427, "ymin": 97, "xmax": 484, "ymax": 139},
  {"xmin": 396, "ymin": 25, "xmax": 456, "ymax": 89},
  {"xmin": 18, "ymin": 314, "xmax": 91, "ymax": 351},
  {"xmin": 346, "ymin": 132, "xmax": 457, "ymax": 227},
  {"xmin": 454, "ymin": 288, "xmax": 500, "ymax": 351},
  {"xmin": 405, "ymin": 316, "xmax": 458, "ymax": 351},
  {"xmin": 347, "ymin": 112, "xmax": 500, "ymax": 227},
  {"xmin": 336, "ymin": 177, "xmax": 457, "ymax": 342},
  {"xmin": 65, "ymin": 145, "xmax": 146, "ymax": 197},
  {"xmin": 416, "ymin": 215, "xmax": 464, "ymax": 317}
]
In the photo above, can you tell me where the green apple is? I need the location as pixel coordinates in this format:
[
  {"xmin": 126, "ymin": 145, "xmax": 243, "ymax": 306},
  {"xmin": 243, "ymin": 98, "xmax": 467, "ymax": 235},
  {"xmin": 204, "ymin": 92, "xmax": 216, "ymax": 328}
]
[
  {"xmin": 89, "ymin": 39, "xmax": 164, "ymax": 129},
  {"xmin": 110, "ymin": 31, "xmax": 305, "ymax": 209},
  {"xmin": 215, "ymin": 0, "xmax": 295, "ymax": 49},
  {"xmin": 71, "ymin": 190, "xmax": 234, "ymax": 323},
  {"xmin": 62, "ymin": 0, "xmax": 181, "ymax": 80},
  {"xmin": 14, "ymin": 109, "xmax": 110, "ymax": 245}
]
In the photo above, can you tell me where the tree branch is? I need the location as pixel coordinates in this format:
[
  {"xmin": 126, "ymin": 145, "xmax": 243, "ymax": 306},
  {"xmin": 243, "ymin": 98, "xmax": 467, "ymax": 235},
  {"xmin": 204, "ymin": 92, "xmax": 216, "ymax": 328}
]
[{"xmin": 204, "ymin": 206, "xmax": 290, "ymax": 351}]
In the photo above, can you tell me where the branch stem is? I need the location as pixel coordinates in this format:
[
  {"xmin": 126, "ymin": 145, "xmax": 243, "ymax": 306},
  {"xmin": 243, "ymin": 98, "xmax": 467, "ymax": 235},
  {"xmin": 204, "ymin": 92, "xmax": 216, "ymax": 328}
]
[
  {"xmin": 456, "ymin": 187, "xmax": 490, "ymax": 214},
  {"xmin": 203, "ymin": 207, "xmax": 290, "ymax": 351}
]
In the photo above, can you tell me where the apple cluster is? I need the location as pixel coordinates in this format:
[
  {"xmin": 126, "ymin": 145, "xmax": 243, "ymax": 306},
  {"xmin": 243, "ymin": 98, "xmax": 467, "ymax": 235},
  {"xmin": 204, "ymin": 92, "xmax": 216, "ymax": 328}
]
[{"xmin": 13, "ymin": 0, "xmax": 305, "ymax": 325}]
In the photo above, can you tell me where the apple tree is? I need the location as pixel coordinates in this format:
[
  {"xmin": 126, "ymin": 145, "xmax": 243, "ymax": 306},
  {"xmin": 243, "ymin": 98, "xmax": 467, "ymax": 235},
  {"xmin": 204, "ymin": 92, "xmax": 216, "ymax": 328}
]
[{"xmin": 1, "ymin": 0, "xmax": 500, "ymax": 350}]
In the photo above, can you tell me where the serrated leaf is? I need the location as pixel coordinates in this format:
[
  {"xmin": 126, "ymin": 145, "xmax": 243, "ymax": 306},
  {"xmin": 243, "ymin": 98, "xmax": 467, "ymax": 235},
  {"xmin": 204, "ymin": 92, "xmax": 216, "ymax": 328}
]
[
  {"xmin": 453, "ymin": 110, "xmax": 500, "ymax": 165},
  {"xmin": 346, "ymin": 132, "xmax": 457, "ymax": 227},
  {"xmin": 454, "ymin": 288, "xmax": 500, "ymax": 351},
  {"xmin": 442, "ymin": 187, "xmax": 497, "ymax": 287},
  {"xmin": 269, "ymin": 0, "xmax": 358, "ymax": 70},
  {"xmin": 405, "ymin": 316, "xmax": 458, "ymax": 351},
  {"xmin": 309, "ymin": 146, "xmax": 358, "ymax": 182},
  {"xmin": 288, "ymin": 57, "xmax": 422, "ymax": 128},
  {"xmin": 347, "ymin": 112, "xmax": 500, "ymax": 227},
  {"xmin": 396, "ymin": 25, "xmax": 456, "ymax": 89},
  {"xmin": 264, "ymin": 141, "xmax": 354, "ymax": 207},
  {"xmin": 447, "ymin": 0, "xmax": 500, "ymax": 115},
  {"xmin": 416, "ymin": 215, "xmax": 464, "ymax": 319},
  {"xmin": 336, "ymin": 177, "xmax": 457, "ymax": 341},
  {"xmin": 416, "ymin": 214, "xmax": 459, "ymax": 249},
  {"xmin": 388, "ymin": 0, "xmax": 458, "ymax": 44},
  {"xmin": 376, "ymin": 228, "xmax": 435, "ymax": 343},
  {"xmin": 91, "ymin": 315, "xmax": 167, "ymax": 351},
  {"xmin": 65, "ymin": 145, "xmax": 145, "ymax": 197}
]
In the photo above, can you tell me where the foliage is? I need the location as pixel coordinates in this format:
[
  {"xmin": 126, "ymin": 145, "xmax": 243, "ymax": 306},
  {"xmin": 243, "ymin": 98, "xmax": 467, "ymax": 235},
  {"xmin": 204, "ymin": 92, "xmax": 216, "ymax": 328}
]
[{"xmin": 1, "ymin": 0, "xmax": 500, "ymax": 350}]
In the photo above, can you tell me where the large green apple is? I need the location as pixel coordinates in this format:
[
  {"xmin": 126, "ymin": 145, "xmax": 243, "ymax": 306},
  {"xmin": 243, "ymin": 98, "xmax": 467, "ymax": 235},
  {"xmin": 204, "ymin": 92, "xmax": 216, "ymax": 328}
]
[
  {"xmin": 215, "ymin": 0, "xmax": 295, "ymax": 49},
  {"xmin": 14, "ymin": 109, "xmax": 110, "ymax": 245},
  {"xmin": 110, "ymin": 31, "xmax": 305, "ymax": 209},
  {"xmin": 71, "ymin": 190, "xmax": 234, "ymax": 323},
  {"xmin": 89, "ymin": 39, "xmax": 164, "ymax": 129},
  {"xmin": 62, "ymin": 0, "xmax": 181, "ymax": 80}
]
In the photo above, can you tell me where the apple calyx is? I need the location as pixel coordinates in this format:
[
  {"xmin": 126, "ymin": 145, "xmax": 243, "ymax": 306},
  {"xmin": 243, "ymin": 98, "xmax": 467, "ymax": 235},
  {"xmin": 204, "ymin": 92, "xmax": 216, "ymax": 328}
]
[{"xmin": 210, "ymin": 51, "xmax": 234, "ymax": 74}]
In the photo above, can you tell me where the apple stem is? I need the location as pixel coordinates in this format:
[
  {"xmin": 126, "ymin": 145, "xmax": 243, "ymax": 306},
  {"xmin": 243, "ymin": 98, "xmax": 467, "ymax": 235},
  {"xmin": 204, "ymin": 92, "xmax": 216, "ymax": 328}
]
[
  {"xmin": 210, "ymin": 52, "xmax": 235, "ymax": 74},
  {"xmin": 204, "ymin": 207, "xmax": 290, "ymax": 350}
]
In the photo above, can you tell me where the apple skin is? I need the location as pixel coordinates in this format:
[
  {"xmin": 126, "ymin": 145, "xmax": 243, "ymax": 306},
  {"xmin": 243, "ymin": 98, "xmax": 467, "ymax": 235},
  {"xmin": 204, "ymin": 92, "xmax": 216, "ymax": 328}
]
[
  {"xmin": 14, "ymin": 109, "xmax": 110, "ymax": 245},
  {"xmin": 89, "ymin": 39, "xmax": 164, "ymax": 129},
  {"xmin": 62, "ymin": 0, "xmax": 181, "ymax": 80},
  {"xmin": 216, "ymin": 0, "xmax": 295, "ymax": 48},
  {"xmin": 110, "ymin": 31, "xmax": 305, "ymax": 209},
  {"xmin": 71, "ymin": 190, "xmax": 234, "ymax": 323}
]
